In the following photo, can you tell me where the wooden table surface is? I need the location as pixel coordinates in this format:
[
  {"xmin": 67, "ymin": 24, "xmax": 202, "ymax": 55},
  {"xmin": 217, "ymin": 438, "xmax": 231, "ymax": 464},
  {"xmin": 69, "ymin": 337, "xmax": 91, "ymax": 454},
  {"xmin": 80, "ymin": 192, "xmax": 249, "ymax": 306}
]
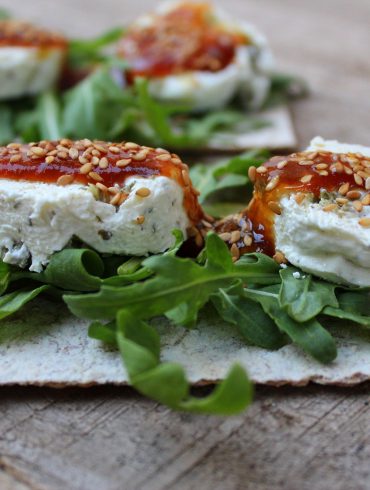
[{"xmin": 0, "ymin": 1, "xmax": 370, "ymax": 489}]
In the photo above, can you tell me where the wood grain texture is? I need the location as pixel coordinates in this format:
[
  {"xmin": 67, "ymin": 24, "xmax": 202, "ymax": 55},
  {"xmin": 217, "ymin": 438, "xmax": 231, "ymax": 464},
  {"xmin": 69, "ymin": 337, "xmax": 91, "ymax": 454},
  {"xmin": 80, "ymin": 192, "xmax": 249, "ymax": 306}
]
[{"xmin": 0, "ymin": 1, "xmax": 369, "ymax": 489}]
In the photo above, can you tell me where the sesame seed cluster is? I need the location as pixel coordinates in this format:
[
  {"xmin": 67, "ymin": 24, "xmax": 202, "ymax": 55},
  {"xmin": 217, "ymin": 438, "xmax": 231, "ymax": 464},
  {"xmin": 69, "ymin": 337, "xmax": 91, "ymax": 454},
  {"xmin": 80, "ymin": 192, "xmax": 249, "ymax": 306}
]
[
  {"xmin": 249, "ymin": 150, "xmax": 370, "ymax": 229},
  {"xmin": 0, "ymin": 20, "xmax": 66, "ymax": 48},
  {"xmin": 0, "ymin": 139, "xmax": 203, "ymax": 226},
  {"xmin": 214, "ymin": 214, "xmax": 254, "ymax": 262}
]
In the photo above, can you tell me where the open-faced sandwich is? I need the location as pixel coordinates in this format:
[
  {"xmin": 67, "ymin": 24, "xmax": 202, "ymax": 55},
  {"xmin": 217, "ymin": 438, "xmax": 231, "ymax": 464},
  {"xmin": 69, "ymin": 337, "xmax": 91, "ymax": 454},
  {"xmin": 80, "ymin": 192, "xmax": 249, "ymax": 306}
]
[
  {"xmin": 118, "ymin": 1, "xmax": 274, "ymax": 111},
  {"xmin": 0, "ymin": 137, "xmax": 369, "ymax": 416}
]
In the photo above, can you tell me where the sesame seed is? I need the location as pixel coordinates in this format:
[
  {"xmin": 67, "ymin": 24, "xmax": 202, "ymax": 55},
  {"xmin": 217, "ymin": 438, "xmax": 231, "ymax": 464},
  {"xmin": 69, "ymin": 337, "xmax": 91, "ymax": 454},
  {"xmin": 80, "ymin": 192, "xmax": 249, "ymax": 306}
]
[
  {"xmin": 300, "ymin": 174, "xmax": 313, "ymax": 184},
  {"xmin": 347, "ymin": 190, "xmax": 362, "ymax": 200},
  {"xmin": 323, "ymin": 203, "xmax": 337, "ymax": 212},
  {"xmin": 359, "ymin": 218, "xmax": 370, "ymax": 228},
  {"xmin": 45, "ymin": 156, "xmax": 55, "ymax": 164},
  {"xmin": 256, "ymin": 166, "xmax": 267, "ymax": 174},
  {"xmin": 243, "ymin": 235, "xmax": 253, "ymax": 247},
  {"xmin": 195, "ymin": 232, "xmax": 204, "ymax": 248},
  {"xmin": 182, "ymin": 170, "xmax": 191, "ymax": 186},
  {"xmin": 9, "ymin": 154, "xmax": 21, "ymax": 163},
  {"xmin": 201, "ymin": 219, "xmax": 213, "ymax": 229},
  {"xmin": 80, "ymin": 163, "xmax": 93, "ymax": 174},
  {"xmin": 294, "ymin": 193, "xmax": 305, "ymax": 205},
  {"xmin": 156, "ymin": 153, "xmax": 171, "ymax": 161},
  {"xmin": 135, "ymin": 215, "xmax": 145, "ymax": 225},
  {"xmin": 110, "ymin": 193, "xmax": 122, "ymax": 206},
  {"xmin": 93, "ymin": 183, "xmax": 107, "ymax": 195},
  {"xmin": 318, "ymin": 170, "xmax": 329, "ymax": 176},
  {"xmin": 336, "ymin": 197, "xmax": 348, "ymax": 205},
  {"xmin": 108, "ymin": 186, "xmax": 120, "ymax": 195},
  {"xmin": 362, "ymin": 194, "xmax": 370, "ymax": 206},
  {"xmin": 268, "ymin": 201, "xmax": 282, "ymax": 215},
  {"xmin": 118, "ymin": 193, "xmax": 128, "ymax": 206},
  {"xmin": 155, "ymin": 148, "xmax": 169, "ymax": 154},
  {"xmin": 273, "ymin": 251, "xmax": 287, "ymax": 264},
  {"xmin": 57, "ymin": 174, "xmax": 74, "ymax": 186},
  {"xmin": 116, "ymin": 158, "xmax": 131, "ymax": 167},
  {"xmin": 91, "ymin": 156, "xmax": 100, "ymax": 165},
  {"xmin": 79, "ymin": 156, "xmax": 88, "ymax": 165},
  {"xmin": 89, "ymin": 171, "xmax": 103, "ymax": 182},
  {"xmin": 353, "ymin": 201, "xmax": 363, "ymax": 212},
  {"xmin": 219, "ymin": 232, "xmax": 231, "ymax": 242},
  {"xmin": 344, "ymin": 167, "xmax": 353, "ymax": 175},
  {"xmin": 277, "ymin": 160, "xmax": 288, "ymax": 169},
  {"xmin": 125, "ymin": 142, "xmax": 140, "ymax": 150},
  {"xmin": 99, "ymin": 157, "xmax": 109, "ymax": 169},
  {"xmin": 338, "ymin": 183, "xmax": 350, "ymax": 195},
  {"xmin": 57, "ymin": 151, "xmax": 68, "ymax": 159},
  {"xmin": 68, "ymin": 147, "xmax": 79, "ymax": 159},
  {"xmin": 94, "ymin": 144, "xmax": 108, "ymax": 154},
  {"xmin": 171, "ymin": 158, "xmax": 182, "ymax": 165},
  {"xmin": 230, "ymin": 243, "xmax": 240, "ymax": 260},
  {"xmin": 248, "ymin": 166, "xmax": 256, "ymax": 183},
  {"xmin": 109, "ymin": 146, "xmax": 120, "ymax": 154},
  {"xmin": 136, "ymin": 187, "xmax": 151, "ymax": 198},
  {"xmin": 265, "ymin": 175, "xmax": 279, "ymax": 191},
  {"xmin": 298, "ymin": 160, "xmax": 313, "ymax": 166},
  {"xmin": 31, "ymin": 146, "xmax": 46, "ymax": 157},
  {"xmin": 354, "ymin": 174, "xmax": 363, "ymax": 186},
  {"xmin": 230, "ymin": 231, "xmax": 241, "ymax": 244},
  {"xmin": 365, "ymin": 177, "xmax": 370, "ymax": 190}
]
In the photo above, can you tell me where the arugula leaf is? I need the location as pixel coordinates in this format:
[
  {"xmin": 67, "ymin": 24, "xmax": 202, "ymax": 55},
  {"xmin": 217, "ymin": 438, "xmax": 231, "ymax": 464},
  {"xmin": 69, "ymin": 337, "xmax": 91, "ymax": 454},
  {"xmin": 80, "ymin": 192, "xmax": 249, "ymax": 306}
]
[
  {"xmin": 323, "ymin": 289, "xmax": 370, "ymax": 326},
  {"xmin": 0, "ymin": 104, "xmax": 15, "ymax": 144},
  {"xmin": 279, "ymin": 267, "xmax": 338, "ymax": 322},
  {"xmin": 105, "ymin": 229, "xmax": 184, "ymax": 286},
  {"xmin": 114, "ymin": 309, "xmax": 253, "ymax": 415},
  {"xmin": 0, "ymin": 261, "xmax": 10, "ymax": 296},
  {"xmin": 190, "ymin": 150, "xmax": 268, "ymax": 204},
  {"xmin": 0, "ymin": 286, "xmax": 49, "ymax": 321},
  {"xmin": 244, "ymin": 285, "xmax": 337, "ymax": 363},
  {"xmin": 12, "ymin": 249, "xmax": 104, "ymax": 292},
  {"xmin": 64, "ymin": 234, "xmax": 280, "ymax": 324},
  {"xmin": 62, "ymin": 68, "xmax": 132, "ymax": 139},
  {"xmin": 211, "ymin": 288, "xmax": 287, "ymax": 349},
  {"xmin": 36, "ymin": 91, "xmax": 63, "ymax": 140},
  {"xmin": 68, "ymin": 27, "xmax": 126, "ymax": 67}
]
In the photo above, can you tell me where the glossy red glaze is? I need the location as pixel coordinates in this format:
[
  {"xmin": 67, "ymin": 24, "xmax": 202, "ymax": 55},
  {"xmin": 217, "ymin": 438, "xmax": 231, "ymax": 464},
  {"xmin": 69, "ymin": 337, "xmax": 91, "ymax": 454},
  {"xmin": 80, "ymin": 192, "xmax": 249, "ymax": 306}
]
[
  {"xmin": 0, "ymin": 20, "xmax": 67, "ymax": 48},
  {"xmin": 0, "ymin": 141, "xmax": 204, "ymax": 225},
  {"xmin": 119, "ymin": 2, "xmax": 248, "ymax": 79},
  {"xmin": 246, "ymin": 151, "xmax": 370, "ymax": 256}
]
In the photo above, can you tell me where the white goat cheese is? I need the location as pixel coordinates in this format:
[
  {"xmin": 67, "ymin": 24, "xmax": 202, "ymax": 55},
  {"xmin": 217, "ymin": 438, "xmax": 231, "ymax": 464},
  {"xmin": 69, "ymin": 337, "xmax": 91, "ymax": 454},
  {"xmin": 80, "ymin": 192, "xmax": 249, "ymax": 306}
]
[
  {"xmin": 0, "ymin": 176, "xmax": 189, "ymax": 272},
  {"xmin": 274, "ymin": 137, "xmax": 370, "ymax": 287},
  {"xmin": 0, "ymin": 47, "xmax": 64, "ymax": 99}
]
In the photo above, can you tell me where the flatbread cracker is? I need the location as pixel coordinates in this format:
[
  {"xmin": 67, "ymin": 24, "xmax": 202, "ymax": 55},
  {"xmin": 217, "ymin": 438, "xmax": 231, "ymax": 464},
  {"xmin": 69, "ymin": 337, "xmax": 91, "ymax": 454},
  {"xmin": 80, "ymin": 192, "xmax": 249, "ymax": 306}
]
[
  {"xmin": 1, "ymin": 299, "xmax": 369, "ymax": 387},
  {"xmin": 206, "ymin": 105, "xmax": 296, "ymax": 151}
]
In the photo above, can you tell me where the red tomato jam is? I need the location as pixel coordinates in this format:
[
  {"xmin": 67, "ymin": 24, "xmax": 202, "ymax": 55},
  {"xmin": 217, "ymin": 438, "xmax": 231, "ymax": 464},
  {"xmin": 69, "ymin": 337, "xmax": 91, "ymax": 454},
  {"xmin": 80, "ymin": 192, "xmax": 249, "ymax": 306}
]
[{"xmin": 119, "ymin": 2, "xmax": 249, "ymax": 79}]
